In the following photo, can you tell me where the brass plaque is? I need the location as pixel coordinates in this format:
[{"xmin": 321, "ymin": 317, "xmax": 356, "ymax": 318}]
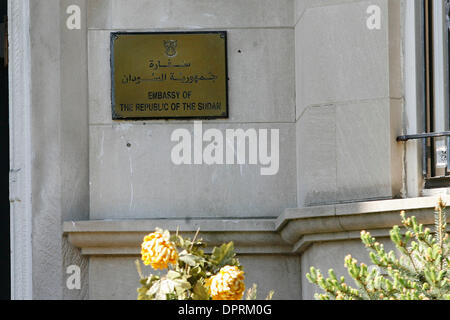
[{"xmin": 111, "ymin": 32, "xmax": 228, "ymax": 120}]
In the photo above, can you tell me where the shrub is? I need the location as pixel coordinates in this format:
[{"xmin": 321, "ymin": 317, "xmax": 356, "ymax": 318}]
[
  {"xmin": 136, "ymin": 228, "xmax": 273, "ymax": 300},
  {"xmin": 306, "ymin": 198, "xmax": 449, "ymax": 300}
]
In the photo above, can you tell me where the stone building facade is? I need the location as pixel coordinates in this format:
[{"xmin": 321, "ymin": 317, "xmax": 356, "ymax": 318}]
[{"xmin": 5, "ymin": 0, "xmax": 450, "ymax": 299}]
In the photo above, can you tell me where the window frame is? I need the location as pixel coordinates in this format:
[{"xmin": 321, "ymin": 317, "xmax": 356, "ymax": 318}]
[{"xmin": 423, "ymin": 0, "xmax": 450, "ymax": 185}]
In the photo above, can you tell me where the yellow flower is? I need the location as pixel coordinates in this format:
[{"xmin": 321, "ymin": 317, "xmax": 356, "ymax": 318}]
[
  {"xmin": 208, "ymin": 266, "xmax": 245, "ymax": 300},
  {"xmin": 140, "ymin": 229, "xmax": 178, "ymax": 270}
]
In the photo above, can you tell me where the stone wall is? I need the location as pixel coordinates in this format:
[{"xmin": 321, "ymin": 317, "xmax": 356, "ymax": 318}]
[
  {"xmin": 84, "ymin": 0, "xmax": 301, "ymax": 299},
  {"xmin": 29, "ymin": 0, "xmax": 89, "ymax": 300},
  {"xmin": 295, "ymin": 0, "xmax": 404, "ymax": 207},
  {"xmin": 87, "ymin": 0, "xmax": 297, "ymax": 220},
  {"xmin": 23, "ymin": 0, "xmax": 415, "ymax": 300}
]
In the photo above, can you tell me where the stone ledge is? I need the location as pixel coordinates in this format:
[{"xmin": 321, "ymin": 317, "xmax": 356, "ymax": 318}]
[
  {"xmin": 292, "ymin": 228, "xmax": 392, "ymax": 254},
  {"xmin": 277, "ymin": 196, "xmax": 450, "ymax": 245},
  {"xmin": 63, "ymin": 219, "xmax": 292, "ymax": 255},
  {"xmin": 64, "ymin": 196, "xmax": 450, "ymax": 256}
]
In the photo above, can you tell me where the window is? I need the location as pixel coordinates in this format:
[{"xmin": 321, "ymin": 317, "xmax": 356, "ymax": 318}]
[{"xmin": 423, "ymin": 0, "xmax": 450, "ymax": 186}]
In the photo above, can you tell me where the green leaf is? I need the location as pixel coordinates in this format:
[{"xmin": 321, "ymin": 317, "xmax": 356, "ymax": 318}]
[
  {"xmin": 210, "ymin": 242, "xmax": 236, "ymax": 268},
  {"xmin": 148, "ymin": 277, "xmax": 191, "ymax": 300},
  {"xmin": 167, "ymin": 270, "xmax": 181, "ymax": 280},
  {"xmin": 192, "ymin": 282, "xmax": 210, "ymax": 300},
  {"xmin": 179, "ymin": 251, "xmax": 203, "ymax": 267},
  {"xmin": 245, "ymin": 283, "xmax": 258, "ymax": 300},
  {"xmin": 147, "ymin": 280, "xmax": 162, "ymax": 297},
  {"xmin": 172, "ymin": 278, "xmax": 192, "ymax": 290},
  {"xmin": 265, "ymin": 290, "xmax": 275, "ymax": 300}
]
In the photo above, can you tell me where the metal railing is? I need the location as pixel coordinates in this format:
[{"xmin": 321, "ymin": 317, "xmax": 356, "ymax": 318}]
[
  {"xmin": 397, "ymin": 131, "xmax": 450, "ymax": 181},
  {"xmin": 397, "ymin": 131, "xmax": 450, "ymax": 142}
]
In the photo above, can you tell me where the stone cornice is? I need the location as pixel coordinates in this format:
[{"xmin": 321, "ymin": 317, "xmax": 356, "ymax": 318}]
[
  {"xmin": 63, "ymin": 219, "xmax": 291, "ymax": 255},
  {"xmin": 277, "ymin": 196, "xmax": 450, "ymax": 242},
  {"xmin": 64, "ymin": 196, "xmax": 450, "ymax": 256}
]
